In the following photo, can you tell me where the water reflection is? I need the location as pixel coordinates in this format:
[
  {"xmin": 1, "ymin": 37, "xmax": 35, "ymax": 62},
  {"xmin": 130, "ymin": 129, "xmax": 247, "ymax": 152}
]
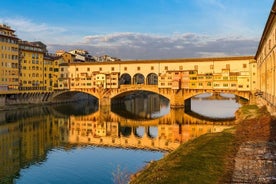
[
  {"xmin": 0, "ymin": 92, "xmax": 240, "ymax": 183},
  {"xmin": 112, "ymin": 91, "xmax": 170, "ymax": 119},
  {"xmin": 191, "ymin": 93, "xmax": 242, "ymax": 119}
]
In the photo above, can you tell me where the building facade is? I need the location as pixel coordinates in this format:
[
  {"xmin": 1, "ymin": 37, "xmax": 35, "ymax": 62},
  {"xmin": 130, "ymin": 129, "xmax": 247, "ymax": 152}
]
[
  {"xmin": 255, "ymin": 1, "xmax": 276, "ymax": 112},
  {"xmin": 58, "ymin": 56, "xmax": 256, "ymax": 93},
  {"xmin": 19, "ymin": 41, "xmax": 45, "ymax": 91},
  {"xmin": 0, "ymin": 24, "xmax": 19, "ymax": 91}
]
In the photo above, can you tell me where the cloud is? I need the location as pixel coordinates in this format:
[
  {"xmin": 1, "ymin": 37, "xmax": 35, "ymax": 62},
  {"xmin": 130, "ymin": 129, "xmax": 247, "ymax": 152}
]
[
  {"xmin": 0, "ymin": 17, "xmax": 259, "ymax": 59},
  {"xmin": 49, "ymin": 32, "xmax": 259, "ymax": 60},
  {"xmin": 0, "ymin": 17, "xmax": 68, "ymax": 43}
]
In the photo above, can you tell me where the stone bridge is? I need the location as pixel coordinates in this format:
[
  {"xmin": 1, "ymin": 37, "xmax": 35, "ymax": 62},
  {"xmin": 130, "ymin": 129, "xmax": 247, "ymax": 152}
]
[{"xmin": 52, "ymin": 84, "xmax": 253, "ymax": 109}]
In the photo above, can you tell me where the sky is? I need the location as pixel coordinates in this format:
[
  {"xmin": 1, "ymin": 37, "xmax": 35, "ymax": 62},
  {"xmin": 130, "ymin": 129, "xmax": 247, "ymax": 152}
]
[{"xmin": 0, "ymin": 0, "xmax": 274, "ymax": 59}]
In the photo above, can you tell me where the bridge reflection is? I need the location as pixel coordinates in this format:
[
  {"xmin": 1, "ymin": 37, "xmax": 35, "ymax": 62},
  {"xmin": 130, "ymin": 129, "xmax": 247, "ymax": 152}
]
[{"xmin": 67, "ymin": 107, "xmax": 234, "ymax": 151}]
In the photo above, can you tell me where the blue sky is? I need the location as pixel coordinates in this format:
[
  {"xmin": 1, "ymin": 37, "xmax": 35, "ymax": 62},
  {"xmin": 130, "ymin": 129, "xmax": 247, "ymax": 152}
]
[{"xmin": 0, "ymin": 0, "xmax": 274, "ymax": 59}]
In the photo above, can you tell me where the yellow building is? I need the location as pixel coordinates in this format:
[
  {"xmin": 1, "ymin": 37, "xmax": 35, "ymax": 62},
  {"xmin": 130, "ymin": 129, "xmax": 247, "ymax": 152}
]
[
  {"xmin": 58, "ymin": 56, "xmax": 256, "ymax": 93},
  {"xmin": 56, "ymin": 50, "xmax": 75, "ymax": 63},
  {"xmin": 18, "ymin": 41, "xmax": 45, "ymax": 91},
  {"xmin": 0, "ymin": 24, "xmax": 19, "ymax": 91},
  {"xmin": 43, "ymin": 54, "xmax": 63, "ymax": 91},
  {"xmin": 255, "ymin": 1, "xmax": 276, "ymax": 111}
]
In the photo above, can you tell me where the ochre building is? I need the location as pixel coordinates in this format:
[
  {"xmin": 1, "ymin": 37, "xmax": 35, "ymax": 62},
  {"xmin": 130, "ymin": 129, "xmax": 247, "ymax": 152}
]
[
  {"xmin": 255, "ymin": 1, "xmax": 276, "ymax": 112},
  {"xmin": 0, "ymin": 24, "xmax": 19, "ymax": 91}
]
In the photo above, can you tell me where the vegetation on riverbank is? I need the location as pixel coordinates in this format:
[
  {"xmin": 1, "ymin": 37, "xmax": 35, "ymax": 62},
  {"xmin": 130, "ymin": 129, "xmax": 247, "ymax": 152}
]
[{"xmin": 130, "ymin": 105, "xmax": 274, "ymax": 184}]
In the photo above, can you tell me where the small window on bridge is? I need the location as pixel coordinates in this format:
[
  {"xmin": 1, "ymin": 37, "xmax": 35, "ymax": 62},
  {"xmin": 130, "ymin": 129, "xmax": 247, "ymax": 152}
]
[
  {"xmin": 151, "ymin": 66, "xmax": 154, "ymax": 70},
  {"xmin": 124, "ymin": 67, "xmax": 127, "ymax": 71}
]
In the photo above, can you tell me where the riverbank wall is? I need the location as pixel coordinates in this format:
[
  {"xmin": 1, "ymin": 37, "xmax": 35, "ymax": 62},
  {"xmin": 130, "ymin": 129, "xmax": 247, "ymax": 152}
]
[{"xmin": 0, "ymin": 92, "xmax": 96, "ymax": 111}]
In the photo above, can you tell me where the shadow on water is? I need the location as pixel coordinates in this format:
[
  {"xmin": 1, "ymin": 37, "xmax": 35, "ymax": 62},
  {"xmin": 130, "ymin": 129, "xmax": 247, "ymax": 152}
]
[
  {"xmin": 111, "ymin": 91, "xmax": 170, "ymax": 120},
  {"xmin": 50, "ymin": 99, "xmax": 98, "ymax": 116}
]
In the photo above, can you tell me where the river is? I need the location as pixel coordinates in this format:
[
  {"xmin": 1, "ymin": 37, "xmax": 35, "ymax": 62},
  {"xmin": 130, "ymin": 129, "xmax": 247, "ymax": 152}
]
[{"xmin": 0, "ymin": 92, "xmax": 241, "ymax": 184}]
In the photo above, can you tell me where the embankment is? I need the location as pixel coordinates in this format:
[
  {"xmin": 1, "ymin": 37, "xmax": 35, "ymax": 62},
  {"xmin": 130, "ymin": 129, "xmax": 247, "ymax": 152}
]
[{"xmin": 130, "ymin": 105, "xmax": 276, "ymax": 184}]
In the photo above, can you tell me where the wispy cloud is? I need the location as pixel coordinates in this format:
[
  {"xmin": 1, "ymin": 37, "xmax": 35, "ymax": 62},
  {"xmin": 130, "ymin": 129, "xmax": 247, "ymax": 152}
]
[
  {"xmin": 49, "ymin": 32, "xmax": 259, "ymax": 59},
  {"xmin": 0, "ymin": 17, "xmax": 259, "ymax": 60},
  {"xmin": 0, "ymin": 17, "xmax": 68, "ymax": 43}
]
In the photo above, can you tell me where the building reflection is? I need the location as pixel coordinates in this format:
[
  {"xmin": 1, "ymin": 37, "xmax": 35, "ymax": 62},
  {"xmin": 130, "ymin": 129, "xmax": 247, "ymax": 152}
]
[
  {"xmin": 0, "ymin": 107, "xmax": 68, "ymax": 183},
  {"xmin": 68, "ymin": 107, "xmax": 234, "ymax": 151},
  {"xmin": 0, "ymin": 101, "xmax": 234, "ymax": 182}
]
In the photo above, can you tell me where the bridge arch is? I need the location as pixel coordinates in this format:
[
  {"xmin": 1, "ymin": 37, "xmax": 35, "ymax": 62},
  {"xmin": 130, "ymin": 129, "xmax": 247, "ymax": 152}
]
[
  {"xmin": 109, "ymin": 85, "xmax": 171, "ymax": 100},
  {"xmin": 51, "ymin": 90, "xmax": 99, "ymax": 102},
  {"xmin": 120, "ymin": 126, "xmax": 132, "ymax": 137},
  {"xmin": 147, "ymin": 126, "xmax": 158, "ymax": 139},
  {"xmin": 134, "ymin": 126, "xmax": 145, "ymax": 138},
  {"xmin": 182, "ymin": 89, "xmax": 252, "ymax": 101},
  {"xmin": 120, "ymin": 73, "xmax": 131, "ymax": 85},
  {"xmin": 133, "ymin": 73, "xmax": 145, "ymax": 84},
  {"xmin": 146, "ymin": 73, "xmax": 158, "ymax": 85}
]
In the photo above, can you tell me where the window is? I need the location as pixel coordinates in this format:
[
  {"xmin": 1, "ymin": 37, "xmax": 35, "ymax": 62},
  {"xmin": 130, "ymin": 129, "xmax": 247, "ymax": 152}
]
[
  {"xmin": 137, "ymin": 67, "xmax": 140, "ymax": 71},
  {"xmin": 124, "ymin": 67, "xmax": 127, "ymax": 71},
  {"xmin": 243, "ymin": 64, "xmax": 247, "ymax": 68},
  {"xmin": 76, "ymin": 67, "xmax": 78, "ymax": 71},
  {"xmin": 151, "ymin": 66, "xmax": 154, "ymax": 70},
  {"xmin": 111, "ymin": 67, "xmax": 114, "ymax": 71},
  {"xmin": 87, "ymin": 67, "xmax": 90, "ymax": 71},
  {"xmin": 164, "ymin": 66, "xmax": 168, "ymax": 70},
  {"xmin": 99, "ymin": 67, "xmax": 102, "ymax": 71}
]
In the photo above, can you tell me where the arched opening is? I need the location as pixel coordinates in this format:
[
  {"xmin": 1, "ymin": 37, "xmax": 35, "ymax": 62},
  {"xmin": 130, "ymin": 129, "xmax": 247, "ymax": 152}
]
[
  {"xmin": 147, "ymin": 73, "xmax": 158, "ymax": 85},
  {"xmin": 134, "ymin": 126, "xmax": 145, "ymax": 138},
  {"xmin": 51, "ymin": 91, "xmax": 98, "ymax": 115},
  {"xmin": 111, "ymin": 91, "xmax": 170, "ymax": 119},
  {"xmin": 119, "ymin": 73, "xmax": 131, "ymax": 84},
  {"xmin": 133, "ymin": 73, "xmax": 145, "ymax": 84},
  {"xmin": 147, "ymin": 126, "xmax": 158, "ymax": 139},
  {"xmin": 189, "ymin": 92, "xmax": 242, "ymax": 120},
  {"xmin": 120, "ymin": 126, "xmax": 132, "ymax": 137}
]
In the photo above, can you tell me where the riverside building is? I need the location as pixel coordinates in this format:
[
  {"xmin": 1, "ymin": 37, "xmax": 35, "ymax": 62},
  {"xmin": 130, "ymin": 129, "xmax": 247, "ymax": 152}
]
[
  {"xmin": 0, "ymin": 24, "xmax": 19, "ymax": 91},
  {"xmin": 18, "ymin": 41, "xmax": 46, "ymax": 91},
  {"xmin": 255, "ymin": 1, "xmax": 276, "ymax": 112}
]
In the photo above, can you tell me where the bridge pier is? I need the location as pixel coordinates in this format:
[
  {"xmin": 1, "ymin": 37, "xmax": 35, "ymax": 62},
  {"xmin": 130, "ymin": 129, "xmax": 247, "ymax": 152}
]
[
  {"xmin": 99, "ymin": 96, "xmax": 111, "ymax": 106},
  {"xmin": 184, "ymin": 98, "xmax": 191, "ymax": 112}
]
